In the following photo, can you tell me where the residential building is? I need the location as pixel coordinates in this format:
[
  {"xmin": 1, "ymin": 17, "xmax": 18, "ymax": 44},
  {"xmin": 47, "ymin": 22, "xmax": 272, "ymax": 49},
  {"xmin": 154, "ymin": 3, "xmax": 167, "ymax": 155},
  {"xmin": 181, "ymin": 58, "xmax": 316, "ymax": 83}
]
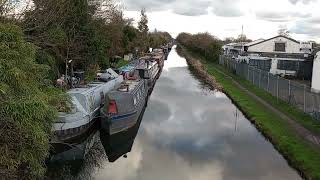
[{"xmin": 243, "ymin": 35, "xmax": 314, "ymax": 79}]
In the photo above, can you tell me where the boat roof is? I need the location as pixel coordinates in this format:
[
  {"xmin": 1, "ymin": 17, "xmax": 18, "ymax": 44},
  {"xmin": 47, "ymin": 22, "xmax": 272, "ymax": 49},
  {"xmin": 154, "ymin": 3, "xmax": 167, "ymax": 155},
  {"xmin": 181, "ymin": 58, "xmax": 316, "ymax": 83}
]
[
  {"xmin": 67, "ymin": 81, "xmax": 109, "ymax": 95},
  {"xmin": 117, "ymin": 80, "xmax": 142, "ymax": 93},
  {"xmin": 135, "ymin": 61, "xmax": 157, "ymax": 70}
]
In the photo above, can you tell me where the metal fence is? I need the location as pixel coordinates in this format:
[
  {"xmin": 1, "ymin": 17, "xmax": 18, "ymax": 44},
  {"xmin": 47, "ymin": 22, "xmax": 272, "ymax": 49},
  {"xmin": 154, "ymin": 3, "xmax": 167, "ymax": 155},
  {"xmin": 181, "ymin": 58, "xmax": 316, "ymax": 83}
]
[{"xmin": 219, "ymin": 55, "xmax": 320, "ymax": 120}]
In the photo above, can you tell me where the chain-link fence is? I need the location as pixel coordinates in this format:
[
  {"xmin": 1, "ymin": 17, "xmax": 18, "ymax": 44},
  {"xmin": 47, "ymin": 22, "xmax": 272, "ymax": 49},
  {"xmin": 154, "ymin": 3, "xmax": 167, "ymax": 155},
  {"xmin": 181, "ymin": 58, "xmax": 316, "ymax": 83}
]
[{"xmin": 219, "ymin": 55, "xmax": 320, "ymax": 120}]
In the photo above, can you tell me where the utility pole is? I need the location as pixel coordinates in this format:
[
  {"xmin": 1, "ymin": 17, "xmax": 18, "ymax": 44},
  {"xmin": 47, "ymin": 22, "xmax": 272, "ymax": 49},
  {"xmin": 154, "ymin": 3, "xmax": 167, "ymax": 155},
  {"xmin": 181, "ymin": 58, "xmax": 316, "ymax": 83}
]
[{"xmin": 241, "ymin": 25, "xmax": 244, "ymax": 53}]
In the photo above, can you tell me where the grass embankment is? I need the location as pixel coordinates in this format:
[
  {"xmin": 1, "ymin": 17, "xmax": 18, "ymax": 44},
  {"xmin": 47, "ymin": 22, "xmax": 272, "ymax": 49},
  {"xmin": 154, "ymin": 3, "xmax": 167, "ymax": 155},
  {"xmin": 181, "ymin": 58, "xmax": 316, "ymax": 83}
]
[
  {"xmin": 177, "ymin": 46, "xmax": 320, "ymax": 180},
  {"xmin": 213, "ymin": 64, "xmax": 320, "ymax": 135}
]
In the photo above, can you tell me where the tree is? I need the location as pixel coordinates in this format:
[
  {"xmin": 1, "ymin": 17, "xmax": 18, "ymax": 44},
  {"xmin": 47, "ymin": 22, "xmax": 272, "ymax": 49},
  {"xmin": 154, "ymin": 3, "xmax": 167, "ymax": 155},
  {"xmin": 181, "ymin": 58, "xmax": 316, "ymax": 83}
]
[
  {"xmin": 138, "ymin": 8, "xmax": 149, "ymax": 35},
  {"xmin": 176, "ymin": 32, "xmax": 222, "ymax": 62},
  {"xmin": 0, "ymin": 23, "xmax": 68, "ymax": 179},
  {"xmin": 278, "ymin": 27, "xmax": 290, "ymax": 37},
  {"xmin": 137, "ymin": 8, "xmax": 149, "ymax": 53},
  {"xmin": 148, "ymin": 31, "xmax": 172, "ymax": 48},
  {"xmin": 235, "ymin": 34, "xmax": 252, "ymax": 43},
  {"xmin": 224, "ymin": 37, "xmax": 236, "ymax": 44}
]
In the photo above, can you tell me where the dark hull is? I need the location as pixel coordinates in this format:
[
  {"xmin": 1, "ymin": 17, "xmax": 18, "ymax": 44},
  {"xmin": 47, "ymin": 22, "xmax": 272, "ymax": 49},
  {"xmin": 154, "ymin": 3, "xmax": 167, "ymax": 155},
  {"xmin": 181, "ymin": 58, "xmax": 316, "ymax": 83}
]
[
  {"xmin": 99, "ymin": 104, "xmax": 147, "ymax": 162},
  {"xmin": 48, "ymin": 122, "xmax": 99, "ymax": 162},
  {"xmin": 50, "ymin": 120, "xmax": 99, "ymax": 156}
]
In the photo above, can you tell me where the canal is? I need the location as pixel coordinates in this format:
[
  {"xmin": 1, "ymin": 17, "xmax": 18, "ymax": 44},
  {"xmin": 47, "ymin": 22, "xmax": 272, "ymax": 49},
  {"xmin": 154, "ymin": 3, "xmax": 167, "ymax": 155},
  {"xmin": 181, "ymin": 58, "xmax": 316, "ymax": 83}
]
[{"xmin": 47, "ymin": 46, "xmax": 302, "ymax": 180}]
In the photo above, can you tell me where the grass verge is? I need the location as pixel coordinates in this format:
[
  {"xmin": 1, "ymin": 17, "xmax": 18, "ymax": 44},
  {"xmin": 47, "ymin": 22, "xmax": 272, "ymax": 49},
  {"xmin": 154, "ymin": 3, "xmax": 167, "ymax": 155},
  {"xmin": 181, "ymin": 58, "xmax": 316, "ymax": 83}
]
[
  {"xmin": 177, "ymin": 46, "xmax": 320, "ymax": 180},
  {"xmin": 212, "ymin": 64, "xmax": 320, "ymax": 135}
]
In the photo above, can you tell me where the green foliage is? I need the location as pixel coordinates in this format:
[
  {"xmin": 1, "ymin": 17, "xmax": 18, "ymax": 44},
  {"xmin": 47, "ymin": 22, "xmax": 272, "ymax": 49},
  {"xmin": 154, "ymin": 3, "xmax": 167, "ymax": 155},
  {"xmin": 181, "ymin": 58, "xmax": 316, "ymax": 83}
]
[
  {"xmin": 176, "ymin": 32, "xmax": 222, "ymax": 62},
  {"xmin": 84, "ymin": 63, "xmax": 100, "ymax": 82},
  {"xmin": 115, "ymin": 59, "xmax": 129, "ymax": 68},
  {"xmin": 137, "ymin": 8, "xmax": 149, "ymax": 52},
  {"xmin": 0, "ymin": 23, "xmax": 67, "ymax": 179},
  {"xmin": 149, "ymin": 31, "xmax": 172, "ymax": 48},
  {"xmin": 35, "ymin": 50, "xmax": 59, "ymax": 80},
  {"xmin": 138, "ymin": 8, "xmax": 149, "ymax": 35},
  {"xmin": 0, "ymin": 1, "xmax": 172, "ymax": 178}
]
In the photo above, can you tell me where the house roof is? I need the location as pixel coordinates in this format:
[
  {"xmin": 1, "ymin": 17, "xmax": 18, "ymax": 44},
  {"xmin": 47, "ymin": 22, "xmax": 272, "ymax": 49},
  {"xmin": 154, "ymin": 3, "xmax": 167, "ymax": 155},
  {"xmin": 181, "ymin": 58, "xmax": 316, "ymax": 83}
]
[
  {"xmin": 245, "ymin": 39, "xmax": 265, "ymax": 46},
  {"xmin": 247, "ymin": 35, "xmax": 300, "ymax": 47}
]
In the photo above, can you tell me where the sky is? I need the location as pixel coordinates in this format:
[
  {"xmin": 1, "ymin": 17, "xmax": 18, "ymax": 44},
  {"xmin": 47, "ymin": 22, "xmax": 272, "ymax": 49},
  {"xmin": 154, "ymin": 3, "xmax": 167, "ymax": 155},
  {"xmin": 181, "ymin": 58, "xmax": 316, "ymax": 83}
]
[{"xmin": 121, "ymin": 0, "xmax": 320, "ymax": 42}]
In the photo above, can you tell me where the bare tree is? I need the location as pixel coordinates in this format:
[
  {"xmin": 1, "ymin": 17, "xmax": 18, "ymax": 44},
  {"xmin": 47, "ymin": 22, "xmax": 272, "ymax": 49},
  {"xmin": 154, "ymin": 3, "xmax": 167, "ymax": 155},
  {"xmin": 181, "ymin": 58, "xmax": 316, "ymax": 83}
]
[{"xmin": 278, "ymin": 27, "xmax": 290, "ymax": 37}]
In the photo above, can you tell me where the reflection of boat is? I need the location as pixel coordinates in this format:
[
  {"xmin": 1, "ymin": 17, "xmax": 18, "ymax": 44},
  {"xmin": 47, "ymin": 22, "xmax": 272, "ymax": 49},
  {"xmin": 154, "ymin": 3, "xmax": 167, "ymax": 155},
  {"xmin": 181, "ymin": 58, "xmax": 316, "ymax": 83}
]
[
  {"xmin": 50, "ymin": 69, "xmax": 123, "ymax": 154},
  {"xmin": 100, "ymin": 73, "xmax": 148, "ymax": 135},
  {"xmin": 49, "ymin": 122, "xmax": 99, "ymax": 162},
  {"xmin": 99, "ymin": 103, "xmax": 146, "ymax": 162}
]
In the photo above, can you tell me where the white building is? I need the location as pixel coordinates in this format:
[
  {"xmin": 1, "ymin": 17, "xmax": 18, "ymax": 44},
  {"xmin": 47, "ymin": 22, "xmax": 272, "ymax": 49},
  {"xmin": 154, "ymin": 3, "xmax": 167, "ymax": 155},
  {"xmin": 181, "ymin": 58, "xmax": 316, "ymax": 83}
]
[
  {"xmin": 312, "ymin": 52, "xmax": 320, "ymax": 92},
  {"xmin": 243, "ymin": 35, "xmax": 313, "ymax": 78},
  {"xmin": 222, "ymin": 43, "xmax": 246, "ymax": 57}
]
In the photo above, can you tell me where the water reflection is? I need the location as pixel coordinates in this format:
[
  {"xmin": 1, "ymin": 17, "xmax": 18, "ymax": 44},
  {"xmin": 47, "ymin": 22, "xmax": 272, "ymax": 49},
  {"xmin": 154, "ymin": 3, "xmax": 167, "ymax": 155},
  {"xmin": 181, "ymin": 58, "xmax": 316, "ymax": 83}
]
[{"xmin": 47, "ymin": 46, "xmax": 301, "ymax": 180}]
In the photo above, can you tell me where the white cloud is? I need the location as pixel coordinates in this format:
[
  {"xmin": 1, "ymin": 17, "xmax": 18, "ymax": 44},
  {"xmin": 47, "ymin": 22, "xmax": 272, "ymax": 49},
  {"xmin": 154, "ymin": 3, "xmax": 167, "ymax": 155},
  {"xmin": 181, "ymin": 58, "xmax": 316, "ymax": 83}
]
[{"xmin": 123, "ymin": 0, "xmax": 320, "ymax": 42}]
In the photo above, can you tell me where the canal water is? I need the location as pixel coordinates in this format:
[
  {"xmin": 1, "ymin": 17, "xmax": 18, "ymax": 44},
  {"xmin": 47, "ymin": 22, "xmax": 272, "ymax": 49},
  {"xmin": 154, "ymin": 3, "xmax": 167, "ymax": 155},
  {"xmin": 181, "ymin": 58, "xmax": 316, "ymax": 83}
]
[{"xmin": 47, "ymin": 46, "xmax": 302, "ymax": 180}]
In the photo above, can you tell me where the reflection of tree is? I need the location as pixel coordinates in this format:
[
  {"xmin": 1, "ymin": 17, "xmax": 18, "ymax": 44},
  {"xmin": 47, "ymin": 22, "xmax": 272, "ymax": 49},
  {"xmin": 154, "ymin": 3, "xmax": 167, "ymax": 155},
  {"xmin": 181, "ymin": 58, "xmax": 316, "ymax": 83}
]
[{"xmin": 46, "ymin": 134, "xmax": 108, "ymax": 180}]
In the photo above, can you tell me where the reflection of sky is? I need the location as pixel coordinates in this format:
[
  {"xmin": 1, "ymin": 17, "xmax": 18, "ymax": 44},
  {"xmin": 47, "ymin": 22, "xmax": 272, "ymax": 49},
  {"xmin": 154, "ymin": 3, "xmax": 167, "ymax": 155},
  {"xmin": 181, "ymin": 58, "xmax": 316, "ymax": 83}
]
[{"xmin": 92, "ymin": 47, "xmax": 301, "ymax": 180}]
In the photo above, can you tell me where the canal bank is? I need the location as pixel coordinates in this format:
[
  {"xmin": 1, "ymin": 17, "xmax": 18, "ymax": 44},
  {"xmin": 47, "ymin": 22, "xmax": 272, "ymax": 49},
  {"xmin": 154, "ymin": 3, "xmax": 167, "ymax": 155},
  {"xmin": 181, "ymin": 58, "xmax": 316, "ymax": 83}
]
[
  {"xmin": 176, "ymin": 45, "xmax": 320, "ymax": 180},
  {"xmin": 47, "ymin": 46, "xmax": 302, "ymax": 180}
]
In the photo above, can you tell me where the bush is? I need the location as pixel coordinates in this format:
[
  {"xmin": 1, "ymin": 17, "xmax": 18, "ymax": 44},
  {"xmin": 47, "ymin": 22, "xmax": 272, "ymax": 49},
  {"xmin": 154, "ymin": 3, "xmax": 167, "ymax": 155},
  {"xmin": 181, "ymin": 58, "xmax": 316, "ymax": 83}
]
[
  {"xmin": 176, "ymin": 32, "xmax": 222, "ymax": 62},
  {"xmin": 0, "ymin": 23, "xmax": 66, "ymax": 179}
]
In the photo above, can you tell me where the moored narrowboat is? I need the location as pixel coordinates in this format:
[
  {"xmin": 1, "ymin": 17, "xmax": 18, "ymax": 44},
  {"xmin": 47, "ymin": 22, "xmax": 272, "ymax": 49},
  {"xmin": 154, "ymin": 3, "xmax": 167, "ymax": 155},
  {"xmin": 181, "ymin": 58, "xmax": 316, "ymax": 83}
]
[
  {"xmin": 100, "ymin": 72, "xmax": 148, "ymax": 135},
  {"xmin": 135, "ymin": 60, "xmax": 161, "ymax": 94},
  {"xmin": 50, "ymin": 69, "xmax": 123, "ymax": 154}
]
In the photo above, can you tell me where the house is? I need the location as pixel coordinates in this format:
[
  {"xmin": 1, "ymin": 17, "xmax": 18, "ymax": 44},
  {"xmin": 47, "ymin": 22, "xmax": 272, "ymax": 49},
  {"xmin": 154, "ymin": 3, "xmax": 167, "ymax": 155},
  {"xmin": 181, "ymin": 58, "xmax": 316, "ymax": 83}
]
[
  {"xmin": 312, "ymin": 51, "xmax": 320, "ymax": 92},
  {"xmin": 243, "ymin": 35, "xmax": 314, "ymax": 79},
  {"xmin": 223, "ymin": 42, "xmax": 248, "ymax": 57}
]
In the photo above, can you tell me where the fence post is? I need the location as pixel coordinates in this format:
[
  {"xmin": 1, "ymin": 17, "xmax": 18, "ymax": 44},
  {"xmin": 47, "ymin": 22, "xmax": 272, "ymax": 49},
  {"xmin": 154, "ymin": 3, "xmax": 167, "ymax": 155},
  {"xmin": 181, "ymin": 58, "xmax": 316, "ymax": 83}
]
[
  {"xmin": 247, "ymin": 66, "xmax": 249, "ymax": 81},
  {"xmin": 303, "ymin": 84, "xmax": 306, "ymax": 112},
  {"xmin": 267, "ymin": 72, "xmax": 270, "ymax": 92},
  {"xmin": 253, "ymin": 68, "xmax": 255, "ymax": 84},
  {"xmin": 288, "ymin": 80, "xmax": 291, "ymax": 103},
  {"xmin": 259, "ymin": 69, "xmax": 261, "ymax": 88},
  {"xmin": 277, "ymin": 76, "xmax": 279, "ymax": 100}
]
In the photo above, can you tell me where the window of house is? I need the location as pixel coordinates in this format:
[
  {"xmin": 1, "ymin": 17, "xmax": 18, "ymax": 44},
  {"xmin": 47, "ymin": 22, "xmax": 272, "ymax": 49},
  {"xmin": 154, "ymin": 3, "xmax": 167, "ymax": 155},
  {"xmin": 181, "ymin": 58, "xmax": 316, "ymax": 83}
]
[
  {"xmin": 249, "ymin": 59, "xmax": 272, "ymax": 71},
  {"xmin": 277, "ymin": 60, "xmax": 298, "ymax": 71},
  {"xmin": 275, "ymin": 43, "xmax": 286, "ymax": 52}
]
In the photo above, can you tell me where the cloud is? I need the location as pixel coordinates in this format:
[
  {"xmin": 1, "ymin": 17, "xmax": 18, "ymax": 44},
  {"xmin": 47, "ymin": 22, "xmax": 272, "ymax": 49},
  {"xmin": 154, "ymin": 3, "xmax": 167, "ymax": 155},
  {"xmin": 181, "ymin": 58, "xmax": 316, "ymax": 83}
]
[
  {"xmin": 121, "ymin": 0, "xmax": 173, "ymax": 12},
  {"xmin": 122, "ymin": 0, "xmax": 245, "ymax": 17},
  {"xmin": 171, "ymin": 0, "xmax": 211, "ymax": 16},
  {"xmin": 290, "ymin": 20, "xmax": 320, "ymax": 37},
  {"xmin": 306, "ymin": 17, "xmax": 320, "ymax": 23},
  {"xmin": 211, "ymin": 0, "xmax": 244, "ymax": 17},
  {"xmin": 255, "ymin": 10, "xmax": 311, "ymax": 22},
  {"xmin": 288, "ymin": 0, "xmax": 316, "ymax": 4},
  {"xmin": 121, "ymin": 0, "xmax": 210, "ymax": 16}
]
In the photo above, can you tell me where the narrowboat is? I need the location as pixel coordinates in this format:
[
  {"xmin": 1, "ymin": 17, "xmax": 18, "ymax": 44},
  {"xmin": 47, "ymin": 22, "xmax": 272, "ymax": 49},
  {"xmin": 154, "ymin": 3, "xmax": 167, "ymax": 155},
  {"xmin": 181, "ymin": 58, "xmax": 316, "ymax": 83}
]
[
  {"xmin": 100, "ymin": 72, "xmax": 148, "ymax": 135},
  {"xmin": 99, "ymin": 105, "xmax": 145, "ymax": 162},
  {"xmin": 135, "ymin": 59, "xmax": 161, "ymax": 94},
  {"xmin": 50, "ymin": 69, "xmax": 123, "ymax": 154}
]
